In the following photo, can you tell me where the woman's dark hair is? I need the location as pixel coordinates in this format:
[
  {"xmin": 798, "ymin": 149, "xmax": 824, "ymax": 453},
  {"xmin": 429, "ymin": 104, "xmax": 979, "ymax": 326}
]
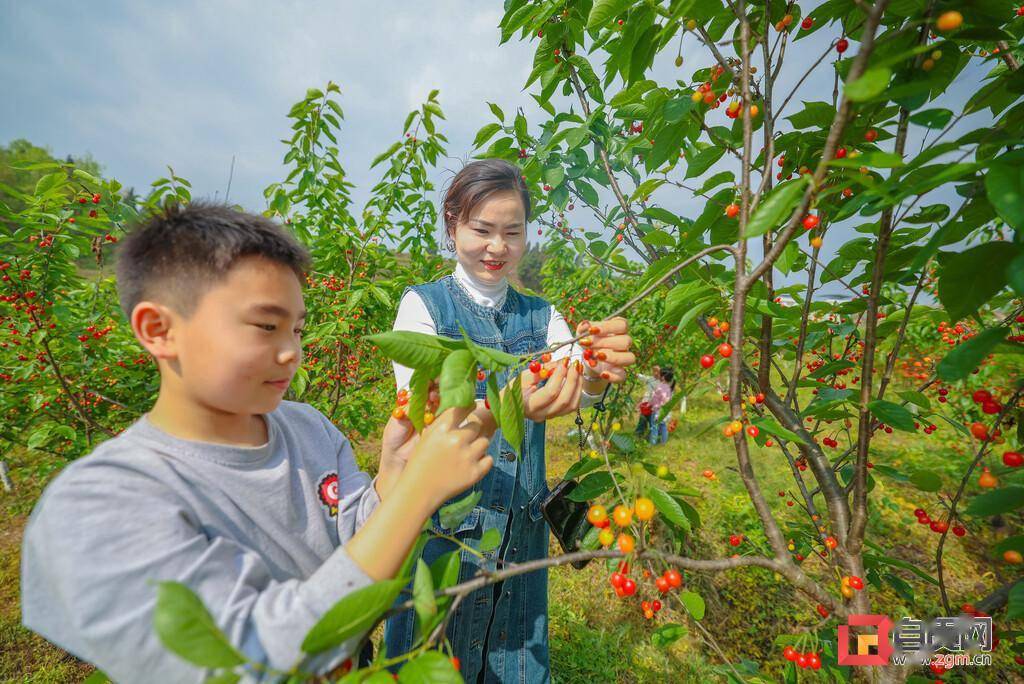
[
  {"xmin": 442, "ymin": 159, "xmax": 531, "ymax": 242},
  {"xmin": 660, "ymin": 367, "xmax": 676, "ymax": 391},
  {"xmin": 115, "ymin": 201, "xmax": 311, "ymax": 319}
]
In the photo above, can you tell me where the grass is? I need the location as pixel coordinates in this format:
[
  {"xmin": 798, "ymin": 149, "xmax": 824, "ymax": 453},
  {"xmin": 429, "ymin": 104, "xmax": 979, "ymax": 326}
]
[{"xmin": 1, "ymin": 387, "xmax": 1020, "ymax": 682}]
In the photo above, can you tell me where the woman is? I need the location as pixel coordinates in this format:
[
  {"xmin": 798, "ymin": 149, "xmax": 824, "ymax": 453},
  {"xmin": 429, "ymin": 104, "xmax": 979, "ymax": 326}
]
[{"xmin": 383, "ymin": 159, "xmax": 635, "ymax": 683}]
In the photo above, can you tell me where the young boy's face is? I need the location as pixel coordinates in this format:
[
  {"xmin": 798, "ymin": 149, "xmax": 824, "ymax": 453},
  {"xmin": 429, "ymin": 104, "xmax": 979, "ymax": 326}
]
[{"xmin": 166, "ymin": 255, "xmax": 305, "ymax": 416}]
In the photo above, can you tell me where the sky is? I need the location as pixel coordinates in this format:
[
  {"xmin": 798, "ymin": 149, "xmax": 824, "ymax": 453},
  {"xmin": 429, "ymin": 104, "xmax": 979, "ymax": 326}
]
[{"xmin": 0, "ymin": 1, "xmax": 999, "ymax": 295}]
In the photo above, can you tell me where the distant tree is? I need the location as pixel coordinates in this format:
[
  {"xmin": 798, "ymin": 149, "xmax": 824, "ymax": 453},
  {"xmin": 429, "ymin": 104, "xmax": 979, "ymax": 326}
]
[{"xmin": 516, "ymin": 242, "xmax": 547, "ymax": 293}]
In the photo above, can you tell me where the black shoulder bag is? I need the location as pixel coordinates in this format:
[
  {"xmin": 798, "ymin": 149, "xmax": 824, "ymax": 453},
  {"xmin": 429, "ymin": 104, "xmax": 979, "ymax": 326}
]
[{"xmin": 540, "ymin": 384, "xmax": 612, "ymax": 570}]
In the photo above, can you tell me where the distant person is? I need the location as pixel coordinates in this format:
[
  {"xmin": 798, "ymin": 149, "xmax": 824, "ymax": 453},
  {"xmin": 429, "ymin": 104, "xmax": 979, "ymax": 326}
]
[
  {"xmin": 635, "ymin": 364, "xmax": 661, "ymax": 437},
  {"xmin": 649, "ymin": 367, "xmax": 675, "ymax": 445}
]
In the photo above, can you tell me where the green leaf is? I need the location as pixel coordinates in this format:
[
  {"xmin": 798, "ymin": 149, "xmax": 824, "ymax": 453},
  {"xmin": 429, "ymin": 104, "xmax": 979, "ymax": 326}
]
[
  {"xmin": 649, "ymin": 488, "xmax": 690, "ymax": 533},
  {"xmin": 867, "ymin": 400, "xmax": 916, "ymax": 432},
  {"xmin": 302, "ymin": 579, "xmax": 405, "ymax": 654},
  {"xmin": 746, "ymin": 176, "xmax": 810, "ymax": 238},
  {"xmin": 937, "ymin": 243, "xmax": 1019, "ymax": 322},
  {"xmin": 398, "ymin": 651, "xmax": 462, "ymax": 683},
  {"xmin": 964, "ymin": 485, "xmax": 1024, "ymax": 517},
  {"xmin": 473, "ymin": 123, "xmax": 503, "ymax": 150},
  {"xmin": 430, "ymin": 551, "xmax": 461, "ymax": 592},
  {"xmin": 663, "ymin": 97, "xmax": 694, "ymax": 122},
  {"xmin": 679, "ymin": 590, "xmax": 705, "ymax": 620},
  {"xmin": 564, "ymin": 456, "xmax": 604, "ymax": 481},
  {"xmin": 153, "ymin": 582, "xmax": 245, "ymax": 668},
  {"xmin": 436, "ymin": 349, "xmax": 477, "ymax": 415},
  {"xmin": 439, "ymin": 490, "xmax": 482, "ymax": 530},
  {"xmin": 407, "ymin": 367, "xmax": 433, "ymax": 432},
  {"xmin": 567, "ymin": 471, "xmax": 615, "ymax": 501},
  {"xmin": 1009, "ymin": 253, "xmax": 1024, "ymax": 297},
  {"xmin": 908, "ymin": 108, "xmax": 953, "ymax": 129},
  {"xmin": 985, "ymin": 151, "xmax": 1024, "ymax": 230},
  {"xmin": 399, "ymin": 533, "xmax": 428, "ymax": 581},
  {"xmin": 651, "ymin": 623, "xmax": 687, "ymax": 648},
  {"xmin": 845, "ymin": 66, "xmax": 892, "ymax": 102},
  {"xmin": 908, "ymin": 469, "xmax": 942, "ymax": 492},
  {"xmin": 828, "ymin": 152, "xmax": 904, "ymax": 169},
  {"xmin": 500, "ymin": 373, "xmax": 525, "ymax": 456},
  {"xmin": 413, "ymin": 559, "xmax": 437, "ymax": 627},
  {"xmin": 365, "ymin": 331, "xmax": 456, "ymax": 371},
  {"xmin": 1006, "ymin": 582, "xmax": 1024, "ymax": 621},
  {"xmin": 937, "ymin": 327, "xmax": 1009, "ymax": 381},
  {"xmin": 587, "ymin": 0, "xmax": 632, "ymax": 28},
  {"xmin": 683, "ymin": 145, "xmax": 726, "ymax": 180},
  {"xmin": 897, "ymin": 391, "xmax": 930, "ymax": 410},
  {"xmin": 479, "ymin": 528, "xmax": 502, "ymax": 552},
  {"xmin": 488, "ymin": 102, "xmax": 505, "ymax": 122},
  {"xmin": 82, "ymin": 672, "xmax": 111, "ymax": 684},
  {"xmin": 631, "ymin": 178, "xmax": 666, "ymax": 203},
  {"xmin": 750, "ymin": 417, "xmax": 807, "ymax": 444}
]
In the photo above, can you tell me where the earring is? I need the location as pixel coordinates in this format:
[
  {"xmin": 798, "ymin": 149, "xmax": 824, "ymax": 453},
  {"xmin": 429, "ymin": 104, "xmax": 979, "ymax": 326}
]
[{"xmin": 445, "ymin": 237, "xmax": 456, "ymax": 251}]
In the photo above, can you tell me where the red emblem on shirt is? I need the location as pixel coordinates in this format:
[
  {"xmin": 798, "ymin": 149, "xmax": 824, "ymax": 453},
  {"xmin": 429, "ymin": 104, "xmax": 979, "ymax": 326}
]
[{"xmin": 318, "ymin": 472, "xmax": 339, "ymax": 517}]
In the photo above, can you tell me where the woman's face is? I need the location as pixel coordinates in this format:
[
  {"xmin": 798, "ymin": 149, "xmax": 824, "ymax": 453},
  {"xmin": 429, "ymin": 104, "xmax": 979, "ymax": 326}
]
[{"xmin": 450, "ymin": 189, "xmax": 527, "ymax": 285}]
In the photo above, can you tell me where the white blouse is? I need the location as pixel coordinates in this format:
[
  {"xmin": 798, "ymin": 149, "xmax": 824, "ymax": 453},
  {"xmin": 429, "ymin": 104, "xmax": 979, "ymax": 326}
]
[{"xmin": 392, "ymin": 263, "xmax": 600, "ymax": 407}]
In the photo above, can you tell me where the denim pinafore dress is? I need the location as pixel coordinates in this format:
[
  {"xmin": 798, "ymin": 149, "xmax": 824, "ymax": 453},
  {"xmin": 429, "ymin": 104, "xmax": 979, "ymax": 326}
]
[{"xmin": 383, "ymin": 275, "xmax": 552, "ymax": 684}]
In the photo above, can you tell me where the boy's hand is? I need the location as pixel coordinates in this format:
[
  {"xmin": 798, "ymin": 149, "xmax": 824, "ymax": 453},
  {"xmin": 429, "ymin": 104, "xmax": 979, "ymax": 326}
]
[
  {"xmin": 521, "ymin": 357, "xmax": 584, "ymax": 421},
  {"xmin": 405, "ymin": 404, "xmax": 495, "ymax": 508},
  {"xmin": 579, "ymin": 317, "xmax": 635, "ymax": 385}
]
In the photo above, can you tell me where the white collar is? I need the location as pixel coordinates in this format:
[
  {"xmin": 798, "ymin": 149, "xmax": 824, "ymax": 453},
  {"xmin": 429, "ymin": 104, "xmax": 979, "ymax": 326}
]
[{"xmin": 454, "ymin": 262, "xmax": 508, "ymax": 309}]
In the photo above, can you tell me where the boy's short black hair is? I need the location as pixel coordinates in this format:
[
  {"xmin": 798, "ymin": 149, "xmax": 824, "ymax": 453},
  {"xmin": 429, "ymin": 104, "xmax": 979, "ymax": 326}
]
[{"xmin": 115, "ymin": 201, "xmax": 311, "ymax": 319}]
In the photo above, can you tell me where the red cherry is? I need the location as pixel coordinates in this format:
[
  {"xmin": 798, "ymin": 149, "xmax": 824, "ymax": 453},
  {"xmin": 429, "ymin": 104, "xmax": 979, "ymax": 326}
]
[
  {"xmin": 655, "ymin": 576, "xmax": 671, "ymax": 593},
  {"xmin": 816, "ymin": 603, "xmax": 829, "ymax": 618},
  {"xmin": 622, "ymin": 578, "xmax": 636, "ymax": 596},
  {"xmin": 801, "ymin": 16, "xmax": 813, "ymax": 29},
  {"xmin": 700, "ymin": 354, "xmax": 715, "ymax": 369},
  {"xmin": 802, "ymin": 214, "xmax": 820, "ymax": 230},
  {"xmin": 746, "ymin": 425, "xmax": 759, "ymax": 437},
  {"xmin": 864, "ymin": 128, "xmax": 878, "ymax": 142},
  {"xmin": 848, "ymin": 575, "xmax": 864, "ymax": 590},
  {"xmin": 952, "ymin": 525, "xmax": 967, "ymax": 537},
  {"xmin": 972, "ymin": 389, "xmax": 992, "ymax": 403},
  {"xmin": 796, "ymin": 653, "xmax": 808, "ymax": 668},
  {"xmin": 652, "ymin": 599, "xmax": 662, "ymax": 612},
  {"xmin": 930, "ymin": 520, "xmax": 949, "ymax": 533},
  {"xmin": 729, "ymin": 534, "xmax": 742, "ymax": 547},
  {"xmin": 529, "ymin": 360, "xmax": 542, "ymax": 374},
  {"xmin": 92, "ymin": 193, "xmax": 101, "ymax": 203},
  {"xmin": 783, "ymin": 646, "xmax": 798, "ymax": 661},
  {"xmin": 665, "ymin": 569, "xmax": 682, "ymax": 587},
  {"xmin": 717, "ymin": 343, "xmax": 733, "ymax": 358},
  {"xmin": 982, "ymin": 401, "xmax": 1002, "ymax": 415},
  {"xmin": 609, "ymin": 572, "xmax": 625, "ymax": 589},
  {"xmin": 725, "ymin": 203, "xmax": 739, "ymax": 218},
  {"xmin": 807, "ymin": 653, "xmax": 821, "ymax": 670},
  {"xmin": 914, "ymin": 508, "xmax": 927, "ymax": 517},
  {"xmin": 477, "ymin": 370, "xmax": 486, "ymax": 381},
  {"xmin": 1003, "ymin": 451, "xmax": 1023, "ymax": 467},
  {"xmin": 836, "ymin": 38, "xmax": 849, "ymax": 53}
]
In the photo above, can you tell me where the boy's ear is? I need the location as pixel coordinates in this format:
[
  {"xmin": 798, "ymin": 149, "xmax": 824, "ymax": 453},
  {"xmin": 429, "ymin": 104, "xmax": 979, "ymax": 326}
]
[{"xmin": 131, "ymin": 301, "xmax": 179, "ymax": 361}]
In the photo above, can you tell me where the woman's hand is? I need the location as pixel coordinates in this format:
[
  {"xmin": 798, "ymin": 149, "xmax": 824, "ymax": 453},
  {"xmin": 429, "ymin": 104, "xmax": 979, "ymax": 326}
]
[
  {"xmin": 579, "ymin": 317, "xmax": 636, "ymax": 386},
  {"xmin": 520, "ymin": 356, "xmax": 584, "ymax": 422}
]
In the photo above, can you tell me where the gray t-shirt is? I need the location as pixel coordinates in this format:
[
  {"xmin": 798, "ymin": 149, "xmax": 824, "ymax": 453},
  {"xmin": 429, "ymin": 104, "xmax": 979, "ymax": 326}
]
[{"xmin": 21, "ymin": 400, "xmax": 382, "ymax": 683}]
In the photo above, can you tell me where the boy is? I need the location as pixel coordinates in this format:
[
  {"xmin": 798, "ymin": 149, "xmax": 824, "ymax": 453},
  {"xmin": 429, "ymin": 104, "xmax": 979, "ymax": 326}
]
[{"xmin": 21, "ymin": 203, "xmax": 495, "ymax": 682}]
